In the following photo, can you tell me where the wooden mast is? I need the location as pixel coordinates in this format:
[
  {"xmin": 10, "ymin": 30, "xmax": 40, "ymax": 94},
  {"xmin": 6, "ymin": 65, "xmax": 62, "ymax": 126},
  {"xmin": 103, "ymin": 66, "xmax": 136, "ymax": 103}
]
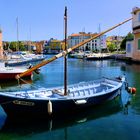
[
  {"xmin": 16, "ymin": 17, "xmax": 132, "ymax": 79},
  {"xmin": 16, "ymin": 17, "xmax": 19, "ymax": 52},
  {"xmin": 64, "ymin": 7, "xmax": 67, "ymax": 96}
]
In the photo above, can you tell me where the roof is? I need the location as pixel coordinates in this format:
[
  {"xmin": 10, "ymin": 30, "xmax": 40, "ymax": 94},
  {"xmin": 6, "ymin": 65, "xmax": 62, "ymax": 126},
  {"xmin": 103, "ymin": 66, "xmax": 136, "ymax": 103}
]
[
  {"xmin": 132, "ymin": 7, "xmax": 140, "ymax": 14},
  {"xmin": 70, "ymin": 34, "xmax": 82, "ymax": 37},
  {"xmin": 70, "ymin": 33, "xmax": 97, "ymax": 37}
]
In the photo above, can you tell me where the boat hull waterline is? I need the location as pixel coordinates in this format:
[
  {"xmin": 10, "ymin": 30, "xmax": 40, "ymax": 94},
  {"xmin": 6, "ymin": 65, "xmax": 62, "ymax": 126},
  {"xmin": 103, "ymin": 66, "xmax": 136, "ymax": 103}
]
[{"xmin": 0, "ymin": 78, "xmax": 123, "ymax": 116}]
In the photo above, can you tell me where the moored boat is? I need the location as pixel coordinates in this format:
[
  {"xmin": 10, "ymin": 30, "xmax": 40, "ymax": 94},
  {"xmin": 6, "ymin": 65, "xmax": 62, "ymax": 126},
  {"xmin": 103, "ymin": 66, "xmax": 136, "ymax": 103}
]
[
  {"xmin": 86, "ymin": 53, "xmax": 112, "ymax": 60},
  {"xmin": 0, "ymin": 77, "xmax": 124, "ymax": 117},
  {"xmin": 5, "ymin": 52, "xmax": 46, "ymax": 66},
  {"xmin": 0, "ymin": 63, "xmax": 32, "ymax": 80}
]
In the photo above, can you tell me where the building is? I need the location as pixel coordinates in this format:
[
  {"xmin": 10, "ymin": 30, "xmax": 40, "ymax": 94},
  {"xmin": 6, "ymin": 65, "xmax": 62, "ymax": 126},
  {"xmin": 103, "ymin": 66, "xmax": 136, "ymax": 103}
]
[
  {"xmin": 32, "ymin": 41, "xmax": 45, "ymax": 54},
  {"xmin": 0, "ymin": 28, "xmax": 3, "ymax": 59},
  {"xmin": 127, "ymin": 7, "xmax": 140, "ymax": 61},
  {"xmin": 44, "ymin": 38, "xmax": 62, "ymax": 54},
  {"xmin": 106, "ymin": 36, "xmax": 124, "ymax": 51},
  {"xmin": 67, "ymin": 32, "xmax": 107, "ymax": 52}
]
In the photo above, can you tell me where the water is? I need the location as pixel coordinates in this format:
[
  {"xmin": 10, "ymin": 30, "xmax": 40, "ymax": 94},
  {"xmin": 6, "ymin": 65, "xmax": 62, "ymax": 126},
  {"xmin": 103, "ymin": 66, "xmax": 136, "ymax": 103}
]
[{"xmin": 0, "ymin": 57, "xmax": 140, "ymax": 140}]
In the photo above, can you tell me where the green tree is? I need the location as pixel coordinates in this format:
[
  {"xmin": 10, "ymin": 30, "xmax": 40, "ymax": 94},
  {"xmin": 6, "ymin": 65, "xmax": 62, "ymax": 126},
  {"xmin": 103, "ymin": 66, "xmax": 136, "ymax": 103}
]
[
  {"xmin": 9, "ymin": 41, "xmax": 17, "ymax": 51},
  {"xmin": 19, "ymin": 41, "xmax": 26, "ymax": 51},
  {"xmin": 9, "ymin": 41, "xmax": 26, "ymax": 51},
  {"xmin": 107, "ymin": 43, "xmax": 116, "ymax": 52}
]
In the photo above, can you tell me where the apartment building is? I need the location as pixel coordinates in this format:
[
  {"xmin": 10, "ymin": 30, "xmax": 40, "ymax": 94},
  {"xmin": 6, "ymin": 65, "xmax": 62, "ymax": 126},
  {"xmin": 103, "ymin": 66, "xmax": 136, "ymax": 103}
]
[
  {"xmin": 126, "ymin": 7, "xmax": 140, "ymax": 61},
  {"xmin": 67, "ymin": 32, "xmax": 106, "ymax": 52}
]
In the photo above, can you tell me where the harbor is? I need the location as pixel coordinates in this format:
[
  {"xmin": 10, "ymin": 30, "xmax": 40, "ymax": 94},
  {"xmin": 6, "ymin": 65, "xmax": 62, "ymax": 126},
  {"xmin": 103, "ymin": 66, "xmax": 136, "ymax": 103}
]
[
  {"xmin": 0, "ymin": 0, "xmax": 140, "ymax": 139},
  {"xmin": 0, "ymin": 58, "xmax": 140, "ymax": 139}
]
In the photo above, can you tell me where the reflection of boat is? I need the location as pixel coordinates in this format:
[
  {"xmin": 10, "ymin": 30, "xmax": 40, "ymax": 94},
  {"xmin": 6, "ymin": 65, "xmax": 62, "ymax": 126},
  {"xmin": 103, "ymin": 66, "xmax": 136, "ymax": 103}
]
[
  {"xmin": 0, "ymin": 63, "xmax": 32, "ymax": 80},
  {"xmin": 0, "ymin": 98, "xmax": 122, "ymax": 134},
  {"xmin": 0, "ymin": 7, "xmax": 128, "ymax": 117}
]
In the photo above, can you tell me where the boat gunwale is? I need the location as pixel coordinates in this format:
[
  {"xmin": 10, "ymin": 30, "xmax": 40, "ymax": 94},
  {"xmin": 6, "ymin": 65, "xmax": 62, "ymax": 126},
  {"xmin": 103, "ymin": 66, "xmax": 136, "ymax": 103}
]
[{"xmin": 0, "ymin": 77, "xmax": 123, "ymax": 101}]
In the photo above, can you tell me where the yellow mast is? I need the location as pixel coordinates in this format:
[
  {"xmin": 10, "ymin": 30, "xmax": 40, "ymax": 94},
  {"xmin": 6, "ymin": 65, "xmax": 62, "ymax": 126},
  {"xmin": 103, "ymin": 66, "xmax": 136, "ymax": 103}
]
[{"xmin": 16, "ymin": 17, "xmax": 132, "ymax": 79}]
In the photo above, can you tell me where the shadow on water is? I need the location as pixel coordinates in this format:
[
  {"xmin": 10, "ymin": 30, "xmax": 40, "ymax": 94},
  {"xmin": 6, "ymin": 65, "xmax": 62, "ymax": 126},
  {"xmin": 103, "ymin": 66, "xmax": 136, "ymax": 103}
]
[
  {"xmin": 0, "ymin": 78, "xmax": 33, "ymax": 90},
  {"xmin": 0, "ymin": 96, "xmax": 123, "ymax": 136}
]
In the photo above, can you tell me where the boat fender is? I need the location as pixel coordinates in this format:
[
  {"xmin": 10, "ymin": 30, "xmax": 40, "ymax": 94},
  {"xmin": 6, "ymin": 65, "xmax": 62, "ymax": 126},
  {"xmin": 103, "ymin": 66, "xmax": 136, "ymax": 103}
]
[
  {"xmin": 48, "ymin": 100, "xmax": 52, "ymax": 115},
  {"xmin": 75, "ymin": 99, "xmax": 87, "ymax": 105},
  {"xmin": 127, "ymin": 87, "xmax": 136, "ymax": 95}
]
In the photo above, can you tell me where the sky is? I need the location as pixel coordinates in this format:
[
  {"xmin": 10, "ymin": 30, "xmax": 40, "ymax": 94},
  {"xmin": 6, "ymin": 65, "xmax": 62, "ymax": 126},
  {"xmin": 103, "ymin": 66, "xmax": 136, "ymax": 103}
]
[{"xmin": 0, "ymin": 0, "xmax": 140, "ymax": 41}]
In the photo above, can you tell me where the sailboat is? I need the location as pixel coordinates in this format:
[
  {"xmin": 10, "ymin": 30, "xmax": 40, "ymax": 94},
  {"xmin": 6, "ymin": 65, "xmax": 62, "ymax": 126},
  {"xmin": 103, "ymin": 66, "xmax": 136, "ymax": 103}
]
[
  {"xmin": 0, "ymin": 8, "xmax": 132, "ymax": 117},
  {"xmin": 0, "ymin": 27, "xmax": 32, "ymax": 80},
  {"xmin": 5, "ymin": 18, "xmax": 46, "ymax": 67}
]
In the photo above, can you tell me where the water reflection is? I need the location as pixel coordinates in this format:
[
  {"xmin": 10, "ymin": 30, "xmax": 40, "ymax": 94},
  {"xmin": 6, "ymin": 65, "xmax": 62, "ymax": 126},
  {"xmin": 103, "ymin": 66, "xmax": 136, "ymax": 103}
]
[
  {"xmin": 0, "ymin": 58, "xmax": 139, "ymax": 139},
  {"xmin": 0, "ymin": 97, "xmax": 122, "ymax": 136},
  {"xmin": 0, "ymin": 78, "xmax": 33, "ymax": 91}
]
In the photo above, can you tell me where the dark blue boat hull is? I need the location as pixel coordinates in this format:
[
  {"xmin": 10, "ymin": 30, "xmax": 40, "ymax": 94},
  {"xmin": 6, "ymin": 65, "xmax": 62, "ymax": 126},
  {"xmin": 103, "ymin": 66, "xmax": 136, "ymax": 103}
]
[{"xmin": 0, "ymin": 88, "xmax": 121, "ymax": 117}]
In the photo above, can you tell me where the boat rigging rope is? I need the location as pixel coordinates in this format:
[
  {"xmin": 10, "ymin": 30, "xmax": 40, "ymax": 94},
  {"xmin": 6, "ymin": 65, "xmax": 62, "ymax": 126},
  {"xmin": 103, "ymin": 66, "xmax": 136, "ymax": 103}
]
[{"xmin": 18, "ymin": 77, "xmax": 42, "ymax": 90}]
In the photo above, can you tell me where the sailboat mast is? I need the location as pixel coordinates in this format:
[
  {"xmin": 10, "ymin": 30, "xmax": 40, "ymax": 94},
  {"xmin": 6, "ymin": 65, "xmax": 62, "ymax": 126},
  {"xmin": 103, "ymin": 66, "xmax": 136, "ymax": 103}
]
[
  {"xmin": 16, "ymin": 17, "xmax": 19, "ymax": 51},
  {"xmin": 98, "ymin": 24, "xmax": 101, "ymax": 53},
  {"xmin": 64, "ymin": 6, "xmax": 67, "ymax": 96}
]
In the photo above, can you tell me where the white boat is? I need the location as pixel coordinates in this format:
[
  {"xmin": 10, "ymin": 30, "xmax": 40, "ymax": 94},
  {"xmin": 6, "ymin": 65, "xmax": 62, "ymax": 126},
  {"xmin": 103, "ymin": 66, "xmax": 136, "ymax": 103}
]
[
  {"xmin": 5, "ymin": 52, "xmax": 46, "ymax": 66},
  {"xmin": 86, "ymin": 53, "xmax": 112, "ymax": 60},
  {"xmin": 69, "ymin": 51, "xmax": 86, "ymax": 59},
  {"xmin": 0, "ymin": 62, "xmax": 32, "ymax": 80}
]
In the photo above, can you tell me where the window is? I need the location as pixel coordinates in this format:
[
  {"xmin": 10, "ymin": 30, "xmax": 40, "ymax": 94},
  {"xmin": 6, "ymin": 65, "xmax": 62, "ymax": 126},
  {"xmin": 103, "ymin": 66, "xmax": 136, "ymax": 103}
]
[{"xmin": 138, "ymin": 39, "xmax": 140, "ymax": 50}]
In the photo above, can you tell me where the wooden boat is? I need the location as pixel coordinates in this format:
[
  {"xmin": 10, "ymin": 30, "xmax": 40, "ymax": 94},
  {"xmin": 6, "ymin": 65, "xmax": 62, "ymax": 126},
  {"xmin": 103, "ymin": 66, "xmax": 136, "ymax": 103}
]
[
  {"xmin": 0, "ymin": 77, "xmax": 124, "ymax": 116},
  {"xmin": 0, "ymin": 8, "xmax": 132, "ymax": 117}
]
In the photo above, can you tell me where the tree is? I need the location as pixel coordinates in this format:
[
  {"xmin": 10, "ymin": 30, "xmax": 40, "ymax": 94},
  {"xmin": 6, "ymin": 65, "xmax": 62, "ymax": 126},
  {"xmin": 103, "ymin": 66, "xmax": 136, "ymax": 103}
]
[
  {"xmin": 9, "ymin": 42, "xmax": 17, "ymax": 51},
  {"xmin": 9, "ymin": 41, "xmax": 26, "ymax": 51},
  {"xmin": 107, "ymin": 43, "xmax": 116, "ymax": 52}
]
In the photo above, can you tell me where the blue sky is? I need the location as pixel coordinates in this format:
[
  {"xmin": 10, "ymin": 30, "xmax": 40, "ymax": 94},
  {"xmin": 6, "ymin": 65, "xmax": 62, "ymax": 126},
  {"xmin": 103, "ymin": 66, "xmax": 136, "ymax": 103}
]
[{"xmin": 0, "ymin": 0, "xmax": 140, "ymax": 41}]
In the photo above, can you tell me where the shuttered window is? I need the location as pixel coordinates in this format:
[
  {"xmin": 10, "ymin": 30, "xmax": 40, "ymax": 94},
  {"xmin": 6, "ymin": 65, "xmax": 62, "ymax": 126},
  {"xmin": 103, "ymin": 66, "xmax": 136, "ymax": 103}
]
[{"xmin": 138, "ymin": 39, "xmax": 140, "ymax": 50}]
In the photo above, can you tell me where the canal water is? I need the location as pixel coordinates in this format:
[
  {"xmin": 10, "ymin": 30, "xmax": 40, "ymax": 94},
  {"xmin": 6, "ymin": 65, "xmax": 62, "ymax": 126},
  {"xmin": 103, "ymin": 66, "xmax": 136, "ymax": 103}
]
[{"xmin": 0, "ymin": 56, "xmax": 140, "ymax": 140}]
